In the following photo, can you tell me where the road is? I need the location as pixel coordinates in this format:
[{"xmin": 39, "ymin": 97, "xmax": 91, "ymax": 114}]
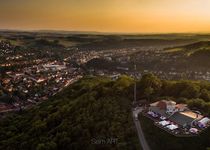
[{"xmin": 133, "ymin": 108, "xmax": 151, "ymax": 150}]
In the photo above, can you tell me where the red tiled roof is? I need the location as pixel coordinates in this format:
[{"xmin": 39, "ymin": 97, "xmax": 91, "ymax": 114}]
[
  {"xmin": 175, "ymin": 104, "xmax": 187, "ymax": 109},
  {"xmin": 157, "ymin": 101, "xmax": 167, "ymax": 110}
]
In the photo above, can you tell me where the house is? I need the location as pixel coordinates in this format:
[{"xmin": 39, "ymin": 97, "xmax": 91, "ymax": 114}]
[
  {"xmin": 149, "ymin": 100, "xmax": 187, "ymax": 117},
  {"xmin": 149, "ymin": 100, "xmax": 171, "ymax": 118},
  {"xmin": 149, "ymin": 100, "xmax": 203, "ymax": 128}
]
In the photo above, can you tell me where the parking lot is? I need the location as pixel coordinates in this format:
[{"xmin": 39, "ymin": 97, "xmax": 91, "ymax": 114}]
[{"xmin": 143, "ymin": 110, "xmax": 210, "ymax": 137}]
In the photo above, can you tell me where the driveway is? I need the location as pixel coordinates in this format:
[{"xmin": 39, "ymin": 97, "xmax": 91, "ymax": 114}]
[{"xmin": 133, "ymin": 107, "xmax": 151, "ymax": 150}]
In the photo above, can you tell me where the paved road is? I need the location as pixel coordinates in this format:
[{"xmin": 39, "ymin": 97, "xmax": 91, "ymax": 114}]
[{"xmin": 133, "ymin": 108, "xmax": 151, "ymax": 150}]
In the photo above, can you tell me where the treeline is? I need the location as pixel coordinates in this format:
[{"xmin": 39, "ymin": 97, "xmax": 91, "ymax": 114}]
[{"xmin": 137, "ymin": 74, "xmax": 210, "ymax": 115}]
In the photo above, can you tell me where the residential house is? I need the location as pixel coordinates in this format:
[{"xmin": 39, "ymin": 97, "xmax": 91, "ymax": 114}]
[{"xmin": 149, "ymin": 100, "xmax": 203, "ymax": 128}]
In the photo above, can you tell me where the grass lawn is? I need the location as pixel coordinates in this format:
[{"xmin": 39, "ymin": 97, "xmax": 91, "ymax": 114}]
[{"xmin": 164, "ymin": 48, "xmax": 183, "ymax": 53}]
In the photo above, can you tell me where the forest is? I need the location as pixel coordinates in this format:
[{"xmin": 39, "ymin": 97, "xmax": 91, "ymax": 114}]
[
  {"xmin": 0, "ymin": 76, "xmax": 139, "ymax": 150},
  {"xmin": 0, "ymin": 74, "xmax": 210, "ymax": 150}
]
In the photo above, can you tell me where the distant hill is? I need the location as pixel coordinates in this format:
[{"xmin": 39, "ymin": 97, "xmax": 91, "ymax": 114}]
[
  {"xmin": 165, "ymin": 41, "xmax": 210, "ymax": 54},
  {"xmin": 162, "ymin": 41, "xmax": 210, "ymax": 70},
  {"xmin": 174, "ymin": 41, "xmax": 210, "ymax": 50},
  {"xmin": 77, "ymin": 38, "xmax": 194, "ymax": 51},
  {"xmin": 181, "ymin": 41, "xmax": 210, "ymax": 56},
  {"xmin": 27, "ymin": 39, "xmax": 65, "ymax": 50}
]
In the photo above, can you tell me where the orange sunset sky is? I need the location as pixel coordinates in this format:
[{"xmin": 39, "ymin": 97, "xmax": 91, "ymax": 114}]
[{"xmin": 0, "ymin": 0, "xmax": 210, "ymax": 33}]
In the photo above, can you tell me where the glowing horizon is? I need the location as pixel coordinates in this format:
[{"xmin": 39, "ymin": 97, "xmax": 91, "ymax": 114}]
[{"xmin": 1, "ymin": 0, "xmax": 210, "ymax": 33}]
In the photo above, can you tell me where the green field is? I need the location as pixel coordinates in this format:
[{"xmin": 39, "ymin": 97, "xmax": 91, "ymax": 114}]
[{"xmin": 164, "ymin": 48, "xmax": 183, "ymax": 53}]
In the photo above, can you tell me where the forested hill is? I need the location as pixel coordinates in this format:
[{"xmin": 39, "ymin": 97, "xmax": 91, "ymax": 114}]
[
  {"xmin": 1, "ymin": 74, "xmax": 210, "ymax": 150},
  {"xmin": 162, "ymin": 41, "xmax": 210, "ymax": 70},
  {"xmin": 165, "ymin": 41, "xmax": 210, "ymax": 55},
  {"xmin": 181, "ymin": 41, "xmax": 210, "ymax": 50},
  {"xmin": 0, "ymin": 76, "xmax": 140, "ymax": 150}
]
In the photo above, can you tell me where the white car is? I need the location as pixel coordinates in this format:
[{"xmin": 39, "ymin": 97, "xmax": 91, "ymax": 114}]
[{"xmin": 160, "ymin": 116, "xmax": 166, "ymax": 120}]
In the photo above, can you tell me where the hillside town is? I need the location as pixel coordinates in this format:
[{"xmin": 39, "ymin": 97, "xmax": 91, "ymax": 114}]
[
  {"xmin": 0, "ymin": 40, "xmax": 85, "ymax": 114},
  {"xmin": 1, "ymin": 37, "xmax": 210, "ymax": 115},
  {"xmin": 0, "ymin": 61, "xmax": 83, "ymax": 113}
]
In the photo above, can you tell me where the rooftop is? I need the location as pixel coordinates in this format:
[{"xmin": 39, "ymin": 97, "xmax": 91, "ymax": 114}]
[{"xmin": 180, "ymin": 111, "xmax": 203, "ymax": 120}]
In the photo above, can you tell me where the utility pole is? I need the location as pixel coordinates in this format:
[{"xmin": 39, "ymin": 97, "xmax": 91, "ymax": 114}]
[{"xmin": 134, "ymin": 64, "xmax": 137, "ymax": 104}]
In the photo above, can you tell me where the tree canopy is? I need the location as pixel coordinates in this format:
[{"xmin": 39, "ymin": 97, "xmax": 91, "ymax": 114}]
[{"xmin": 0, "ymin": 76, "xmax": 139, "ymax": 150}]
